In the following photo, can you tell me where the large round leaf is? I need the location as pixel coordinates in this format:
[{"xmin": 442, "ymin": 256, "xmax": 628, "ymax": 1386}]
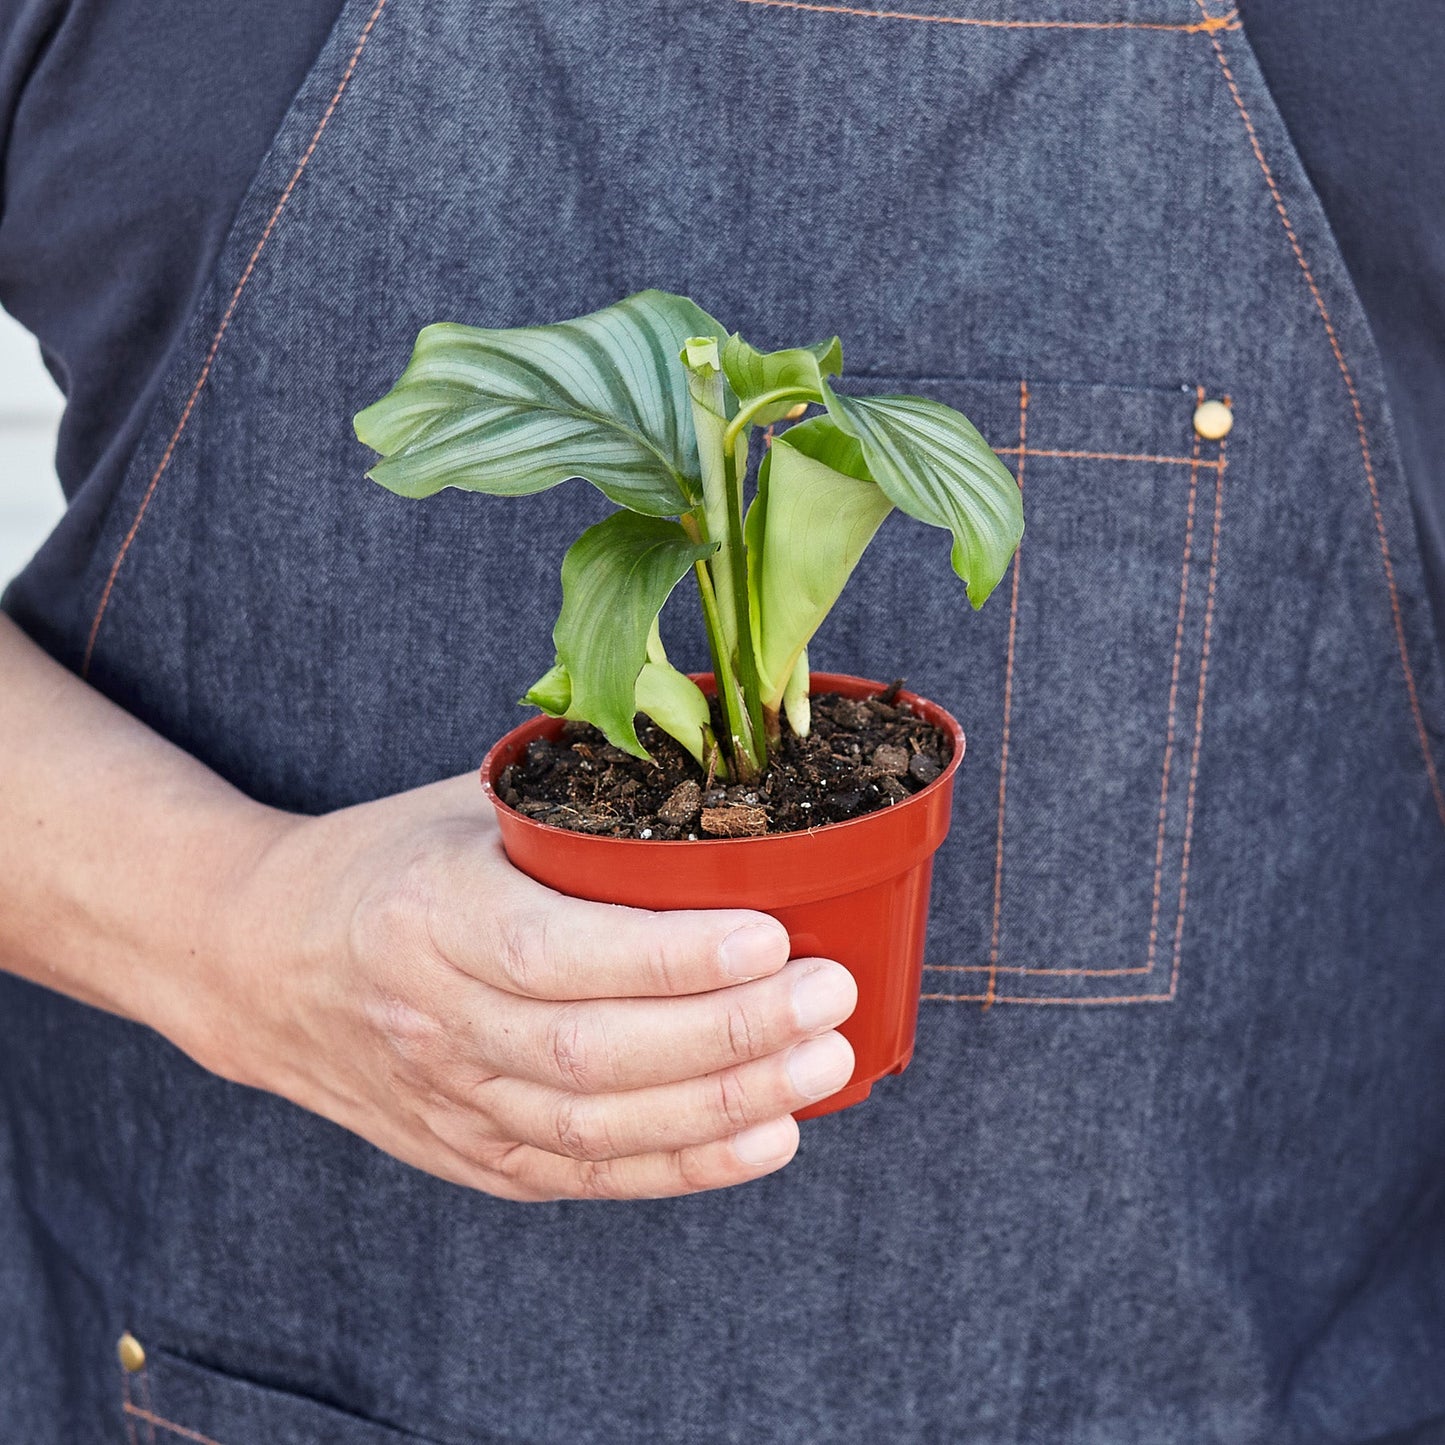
[{"xmin": 355, "ymin": 290, "xmax": 726, "ymax": 516}]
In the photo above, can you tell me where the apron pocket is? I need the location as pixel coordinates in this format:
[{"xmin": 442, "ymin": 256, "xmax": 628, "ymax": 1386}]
[
  {"xmin": 119, "ymin": 1342, "xmax": 468, "ymax": 1445},
  {"xmin": 822, "ymin": 374, "xmax": 1229, "ymax": 1007}
]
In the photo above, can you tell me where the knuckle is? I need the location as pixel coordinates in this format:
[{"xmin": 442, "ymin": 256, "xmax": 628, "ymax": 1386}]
[
  {"xmin": 713, "ymin": 1069, "xmax": 756, "ymax": 1134},
  {"xmin": 545, "ymin": 1003, "xmax": 598, "ymax": 1092},
  {"xmin": 723, "ymin": 1000, "xmax": 766, "ymax": 1065},
  {"xmin": 488, "ymin": 1154, "xmax": 560, "ymax": 1204},
  {"xmin": 550, "ymin": 1093, "xmax": 615, "ymax": 1161},
  {"xmin": 636, "ymin": 921, "xmax": 687, "ymax": 995},
  {"xmin": 492, "ymin": 906, "xmax": 545, "ymax": 995},
  {"xmin": 488, "ymin": 1142, "xmax": 534, "ymax": 1186},
  {"xmin": 674, "ymin": 1145, "xmax": 723, "ymax": 1196},
  {"xmin": 574, "ymin": 1157, "xmax": 626, "ymax": 1201},
  {"xmin": 351, "ymin": 848, "xmax": 438, "ymax": 964},
  {"xmin": 448, "ymin": 1070, "xmax": 509, "ymax": 1125},
  {"xmin": 366, "ymin": 994, "xmax": 451, "ymax": 1089},
  {"xmin": 494, "ymin": 905, "xmax": 574, "ymax": 998}
]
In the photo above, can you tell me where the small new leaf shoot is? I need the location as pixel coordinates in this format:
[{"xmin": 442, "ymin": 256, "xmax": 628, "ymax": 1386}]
[
  {"xmin": 722, "ymin": 334, "xmax": 842, "ymax": 425},
  {"xmin": 783, "ymin": 648, "xmax": 811, "ymax": 738},
  {"xmin": 523, "ymin": 634, "xmax": 716, "ymax": 769},
  {"xmin": 522, "ymin": 659, "xmax": 572, "ymax": 717},
  {"xmin": 635, "ymin": 657, "xmax": 716, "ymax": 769}
]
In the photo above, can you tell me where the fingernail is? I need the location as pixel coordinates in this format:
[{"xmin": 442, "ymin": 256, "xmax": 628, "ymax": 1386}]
[
  {"xmin": 787, "ymin": 1033, "xmax": 854, "ymax": 1100},
  {"xmin": 792, "ymin": 963, "xmax": 855, "ymax": 1033},
  {"xmin": 731, "ymin": 1117, "xmax": 798, "ymax": 1166},
  {"xmin": 720, "ymin": 922, "xmax": 788, "ymax": 980}
]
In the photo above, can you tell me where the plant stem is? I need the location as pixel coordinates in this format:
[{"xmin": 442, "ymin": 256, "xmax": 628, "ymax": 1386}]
[
  {"xmin": 762, "ymin": 702, "xmax": 783, "ymax": 748},
  {"xmin": 682, "ymin": 378, "xmax": 817, "ymax": 782},
  {"xmin": 716, "ymin": 386, "xmax": 819, "ymax": 761},
  {"xmin": 721, "ymin": 438, "xmax": 769, "ymax": 767},
  {"xmin": 681, "ymin": 361, "xmax": 760, "ymax": 775},
  {"xmin": 692, "ymin": 553, "xmax": 760, "ymax": 780},
  {"xmin": 682, "ymin": 511, "xmax": 757, "ymax": 778},
  {"xmin": 722, "ymin": 389, "xmax": 810, "ymax": 452}
]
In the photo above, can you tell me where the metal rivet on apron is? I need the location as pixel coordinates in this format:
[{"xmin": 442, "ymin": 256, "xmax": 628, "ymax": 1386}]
[
  {"xmin": 116, "ymin": 1331, "xmax": 146, "ymax": 1373},
  {"xmin": 1193, "ymin": 398, "xmax": 1234, "ymax": 440}
]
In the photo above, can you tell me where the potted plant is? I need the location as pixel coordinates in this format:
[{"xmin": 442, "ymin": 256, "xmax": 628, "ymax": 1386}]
[{"xmin": 355, "ymin": 290, "xmax": 1022, "ymax": 1118}]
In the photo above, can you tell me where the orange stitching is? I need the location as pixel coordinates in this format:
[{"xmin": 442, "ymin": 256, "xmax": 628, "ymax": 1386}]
[
  {"xmin": 80, "ymin": 0, "xmax": 392, "ymax": 678},
  {"xmin": 1168, "ymin": 434, "xmax": 1225, "ymax": 994},
  {"xmin": 1145, "ymin": 393, "xmax": 1203, "ymax": 972},
  {"xmin": 925, "ymin": 416, "xmax": 1228, "ymax": 1000},
  {"xmin": 930, "ymin": 399, "xmax": 1211, "ymax": 983},
  {"xmin": 736, "ymin": 0, "xmax": 1240, "ymax": 34},
  {"xmin": 1196, "ymin": 14, "xmax": 1445, "ymax": 828},
  {"xmin": 123, "ymin": 1406, "xmax": 229, "ymax": 1445},
  {"xmin": 922, "ymin": 990, "xmax": 1177, "ymax": 1005},
  {"xmin": 982, "ymin": 380, "xmax": 1027, "ymax": 1010},
  {"xmin": 990, "ymin": 445, "xmax": 1221, "ymax": 468},
  {"xmin": 926, "ymin": 963, "xmax": 1155, "ymax": 976},
  {"xmin": 140, "ymin": 1364, "xmax": 159, "ymax": 1445}
]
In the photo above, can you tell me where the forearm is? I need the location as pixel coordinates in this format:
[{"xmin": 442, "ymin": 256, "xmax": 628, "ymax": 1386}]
[
  {"xmin": 0, "ymin": 614, "xmax": 849, "ymax": 1199},
  {"xmin": 0, "ymin": 612, "xmax": 286, "ymax": 1045}
]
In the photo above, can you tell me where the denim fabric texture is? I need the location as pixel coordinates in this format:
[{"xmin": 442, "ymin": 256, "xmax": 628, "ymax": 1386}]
[{"xmin": 2, "ymin": 1, "xmax": 1444, "ymax": 1441}]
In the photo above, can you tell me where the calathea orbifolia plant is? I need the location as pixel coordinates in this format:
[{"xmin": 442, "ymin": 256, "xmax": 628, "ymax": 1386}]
[{"xmin": 355, "ymin": 290, "xmax": 1023, "ymax": 783}]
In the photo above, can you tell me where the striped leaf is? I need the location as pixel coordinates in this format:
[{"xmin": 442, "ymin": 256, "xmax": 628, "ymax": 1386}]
[
  {"xmin": 822, "ymin": 387, "xmax": 1023, "ymax": 608},
  {"xmin": 355, "ymin": 290, "xmax": 726, "ymax": 516},
  {"xmin": 552, "ymin": 511, "xmax": 717, "ymax": 758}
]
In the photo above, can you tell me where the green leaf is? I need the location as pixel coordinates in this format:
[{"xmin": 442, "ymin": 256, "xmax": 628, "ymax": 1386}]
[
  {"xmin": 634, "ymin": 658, "xmax": 715, "ymax": 769},
  {"xmin": 721, "ymin": 333, "xmax": 843, "ymax": 424},
  {"xmin": 636, "ymin": 623, "xmax": 714, "ymax": 767},
  {"xmin": 783, "ymin": 647, "xmax": 811, "ymax": 737},
  {"xmin": 680, "ymin": 335, "xmax": 724, "ymax": 378},
  {"xmin": 553, "ymin": 511, "xmax": 717, "ymax": 757},
  {"xmin": 522, "ymin": 645, "xmax": 715, "ymax": 768},
  {"xmin": 821, "ymin": 387, "xmax": 1023, "ymax": 608},
  {"xmin": 522, "ymin": 658, "xmax": 572, "ymax": 716},
  {"xmin": 750, "ymin": 415, "xmax": 893, "ymax": 706},
  {"xmin": 355, "ymin": 289, "xmax": 726, "ymax": 517}
]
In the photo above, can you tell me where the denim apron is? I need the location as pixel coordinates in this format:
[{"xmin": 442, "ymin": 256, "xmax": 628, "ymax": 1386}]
[{"xmin": 4, "ymin": 1, "xmax": 1444, "ymax": 1441}]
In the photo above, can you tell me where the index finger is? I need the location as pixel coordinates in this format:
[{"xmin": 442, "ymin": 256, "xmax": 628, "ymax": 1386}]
[{"xmin": 438, "ymin": 836, "xmax": 793, "ymax": 1000}]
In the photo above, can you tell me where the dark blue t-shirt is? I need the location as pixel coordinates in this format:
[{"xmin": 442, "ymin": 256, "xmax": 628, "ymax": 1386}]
[{"xmin": 2, "ymin": 1, "xmax": 1442, "ymax": 660}]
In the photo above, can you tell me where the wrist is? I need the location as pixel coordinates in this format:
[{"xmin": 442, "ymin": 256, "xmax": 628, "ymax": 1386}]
[{"xmin": 149, "ymin": 797, "xmax": 306, "ymax": 1086}]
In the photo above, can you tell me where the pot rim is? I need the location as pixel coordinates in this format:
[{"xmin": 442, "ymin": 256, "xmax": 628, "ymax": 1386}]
[{"xmin": 479, "ymin": 671, "xmax": 966, "ymax": 849}]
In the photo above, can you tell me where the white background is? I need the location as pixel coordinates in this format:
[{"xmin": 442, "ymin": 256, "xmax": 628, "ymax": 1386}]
[{"xmin": 0, "ymin": 306, "xmax": 65, "ymax": 586}]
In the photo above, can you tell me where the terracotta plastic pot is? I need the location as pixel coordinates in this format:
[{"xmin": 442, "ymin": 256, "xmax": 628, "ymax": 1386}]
[{"xmin": 480, "ymin": 673, "xmax": 965, "ymax": 1120}]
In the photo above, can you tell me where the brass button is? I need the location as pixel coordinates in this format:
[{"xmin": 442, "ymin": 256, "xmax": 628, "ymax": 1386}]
[
  {"xmin": 1193, "ymin": 398, "xmax": 1234, "ymax": 440},
  {"xmin": 117, "ymin": 1331, "xmax": 146, "ymax": 1373}
]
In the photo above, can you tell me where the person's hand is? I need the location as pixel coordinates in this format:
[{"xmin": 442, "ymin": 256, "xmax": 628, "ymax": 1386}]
[
  {"xmin": 191, "ymin": 774, "xmax": 857, "ymax": 1202},
  {"xmin": 0, "ymin": 618, "xmax": 852, "ymax": 1199}
]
